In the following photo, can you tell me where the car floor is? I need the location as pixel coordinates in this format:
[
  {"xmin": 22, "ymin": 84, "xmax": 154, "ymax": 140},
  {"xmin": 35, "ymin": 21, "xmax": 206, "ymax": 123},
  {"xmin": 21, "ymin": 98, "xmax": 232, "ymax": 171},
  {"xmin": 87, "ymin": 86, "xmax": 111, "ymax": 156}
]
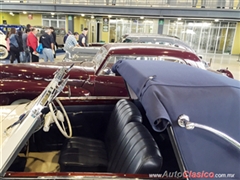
[{"xmin": 19, "ymin": 151, "xmax": 60, "ymax": 172}]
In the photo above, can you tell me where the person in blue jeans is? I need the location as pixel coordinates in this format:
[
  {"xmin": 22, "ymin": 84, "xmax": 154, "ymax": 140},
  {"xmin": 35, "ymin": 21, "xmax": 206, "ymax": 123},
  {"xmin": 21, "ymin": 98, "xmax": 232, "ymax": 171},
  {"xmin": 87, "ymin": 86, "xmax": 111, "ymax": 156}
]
[
  {"xmin": 192, "ymin": 0, "xmax": 206, "ymax": 8},
  {"xmin": 22, "ymin": 28, "xmax": 31, "ymax": 62},
  {"xmin": 39, "ymin": 28, "xmax": 54, "ymax": 62},
  {"xmin": 9, "ymin": 28, "xmax": 20, "ymax": 63}
]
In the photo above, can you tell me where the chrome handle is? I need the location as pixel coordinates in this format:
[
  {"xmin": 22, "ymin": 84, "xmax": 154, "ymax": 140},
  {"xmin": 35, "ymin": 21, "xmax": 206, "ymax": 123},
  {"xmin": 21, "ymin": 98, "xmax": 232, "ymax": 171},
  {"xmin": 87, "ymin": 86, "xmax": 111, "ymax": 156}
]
[{"xmin": 178, "ymin": 114, "xmax": 240, "ymax": 151}]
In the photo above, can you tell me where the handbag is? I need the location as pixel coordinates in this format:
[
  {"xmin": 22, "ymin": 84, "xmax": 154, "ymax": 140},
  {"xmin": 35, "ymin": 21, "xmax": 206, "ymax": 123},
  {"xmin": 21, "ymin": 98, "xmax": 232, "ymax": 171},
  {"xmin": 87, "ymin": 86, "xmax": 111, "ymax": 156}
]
[{"xmin": 36, "ymin": 43, "xmax": 43, "ymax": 54}]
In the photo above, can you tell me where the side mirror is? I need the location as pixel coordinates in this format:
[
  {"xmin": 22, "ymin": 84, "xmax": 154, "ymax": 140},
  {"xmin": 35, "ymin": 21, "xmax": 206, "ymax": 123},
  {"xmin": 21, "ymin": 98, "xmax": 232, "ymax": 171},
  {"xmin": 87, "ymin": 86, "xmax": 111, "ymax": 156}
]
[{"xmin": 103, "ymin": 68, "xmax": 112, "ymax": 75}]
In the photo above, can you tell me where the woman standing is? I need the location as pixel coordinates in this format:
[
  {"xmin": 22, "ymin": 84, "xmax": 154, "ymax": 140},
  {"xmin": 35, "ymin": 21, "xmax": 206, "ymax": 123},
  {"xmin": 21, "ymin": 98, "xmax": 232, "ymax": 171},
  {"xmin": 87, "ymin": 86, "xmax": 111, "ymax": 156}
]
[
  {"xmin": 9, "ymin": 28, "xmax": 20, "ymax": 63},
  {"xmin": 27, "ymin": 27, "xmax": 39, "ymax": 62}
]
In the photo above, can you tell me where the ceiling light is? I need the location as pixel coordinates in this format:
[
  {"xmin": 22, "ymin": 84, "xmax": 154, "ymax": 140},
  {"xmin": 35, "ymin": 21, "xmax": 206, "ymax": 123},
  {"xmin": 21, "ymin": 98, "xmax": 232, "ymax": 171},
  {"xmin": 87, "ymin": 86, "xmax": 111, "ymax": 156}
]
[
  {"xmin": 91, "ymin": 15, "xmax": 94, "ymax": 19},
  {"xmin": 9, "ymin": 12, "xmax": 14, "ymax": 16},
  {"xmin": 81, "ymin": 14, "xmax": 85, "ymax": 17},
  {"xmin": 214, "ymin": 19, "xmax": 219, "ymax": 22},
  {"xmin": 140, "ymin": 16, "xmax": 144, "ymax": 19},
  {"xmin": 108, "ymin": 15, "xmax": 112, "ymax": 18},
  {"xmin": 23, "ymin": 11, "xmax": 27, "ymax": 14},
  {"xmin": 177, "ymin": 18, "xmax": 182, "ymax": 21},
  {"xmin": 51, "ymin": 12, "xmax": 55, "ymax": 15}
]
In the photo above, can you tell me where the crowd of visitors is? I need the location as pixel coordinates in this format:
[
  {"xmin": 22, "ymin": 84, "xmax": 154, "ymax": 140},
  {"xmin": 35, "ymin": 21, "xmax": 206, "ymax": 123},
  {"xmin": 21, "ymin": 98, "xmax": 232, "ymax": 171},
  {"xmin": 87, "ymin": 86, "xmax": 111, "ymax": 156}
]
[
  {"xmin": 5, "ymin": 24, "xmax": 57, "ymax": 63},
  {"xmin": 64, "ymin": 27, "xmax": 88, "ymax": 50},
  {"xmin": 5, "ymin": 24, "xmax": 89, "ymax": 63}
]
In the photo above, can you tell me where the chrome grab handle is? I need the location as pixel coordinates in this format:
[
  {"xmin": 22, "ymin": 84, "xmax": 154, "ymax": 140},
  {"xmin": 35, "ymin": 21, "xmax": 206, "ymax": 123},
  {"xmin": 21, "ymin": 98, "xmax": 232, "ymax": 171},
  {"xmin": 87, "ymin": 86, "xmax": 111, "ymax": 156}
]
[{"xmin": 178, "ymin": 114, "xmax": 240, "ymax": 151}]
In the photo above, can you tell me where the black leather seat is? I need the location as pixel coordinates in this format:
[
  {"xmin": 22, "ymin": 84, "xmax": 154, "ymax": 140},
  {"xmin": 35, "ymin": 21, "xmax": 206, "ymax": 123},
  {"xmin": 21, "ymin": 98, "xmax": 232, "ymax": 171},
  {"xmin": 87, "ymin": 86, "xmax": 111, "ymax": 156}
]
[{"xmin": 59, "ymin": 99, "xmax": 162, "ymax": 173}]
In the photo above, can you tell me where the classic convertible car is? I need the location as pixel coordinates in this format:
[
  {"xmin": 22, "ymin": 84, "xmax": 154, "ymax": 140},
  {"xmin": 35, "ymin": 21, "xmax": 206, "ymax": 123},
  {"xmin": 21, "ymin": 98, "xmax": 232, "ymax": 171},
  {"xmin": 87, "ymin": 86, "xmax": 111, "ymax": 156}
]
[
  {"xmin": 0, "ymin": 43, "xmax": 233, "ymax": 106},
  {"xmin": 1, "ymin": 61, "xmax": 239, "ymax": 179}
]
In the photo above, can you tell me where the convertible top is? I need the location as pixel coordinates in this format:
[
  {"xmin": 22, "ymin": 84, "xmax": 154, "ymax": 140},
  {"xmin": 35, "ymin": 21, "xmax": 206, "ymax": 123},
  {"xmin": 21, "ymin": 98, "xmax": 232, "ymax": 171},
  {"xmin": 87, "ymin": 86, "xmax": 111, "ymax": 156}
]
[{"xmin": 112, "ymin": 60, "xmax": 240, "ymax": 179}]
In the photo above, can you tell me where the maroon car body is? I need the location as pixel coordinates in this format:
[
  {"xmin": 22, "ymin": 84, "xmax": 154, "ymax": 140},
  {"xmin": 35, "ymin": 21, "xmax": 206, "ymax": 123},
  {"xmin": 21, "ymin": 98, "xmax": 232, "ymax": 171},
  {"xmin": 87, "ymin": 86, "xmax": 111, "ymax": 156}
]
[{"xmin": 0, "ymin": 43, "xmax": 231, "ymax": 105}]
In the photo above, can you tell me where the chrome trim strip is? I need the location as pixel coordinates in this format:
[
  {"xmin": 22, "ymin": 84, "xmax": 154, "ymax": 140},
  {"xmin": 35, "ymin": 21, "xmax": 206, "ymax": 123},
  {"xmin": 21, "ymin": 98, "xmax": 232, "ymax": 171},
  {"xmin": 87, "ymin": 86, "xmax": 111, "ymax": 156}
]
[
  {"xmin": 57, "ymin": 96, "xmax": 130, "ymax": 100},
  {"xmin": 178, "ymin": 114, "xmax": 240, "ymax": 151}
]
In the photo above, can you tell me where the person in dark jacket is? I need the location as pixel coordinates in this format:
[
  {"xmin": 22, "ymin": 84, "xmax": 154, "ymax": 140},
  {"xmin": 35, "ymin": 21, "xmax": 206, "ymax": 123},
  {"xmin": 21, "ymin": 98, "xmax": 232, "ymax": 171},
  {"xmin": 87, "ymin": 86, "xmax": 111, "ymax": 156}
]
[
  {"xmin": 16, "ymin": 31, "xmax": 24, "ymax": 62},
  {"xmin": 22, "ymin": 28, "xmax": 31, "ymax": 62},
  {"xmin": 78, "ymin": 28, "xmax": 88, "ymax": 47},
  {"xmin": 40, "ymin": 28, "xmax": 54, "ymax": 62},
  {"xmin": 50, "ymin": 27, "xmax": 57, "ymax": 58}
]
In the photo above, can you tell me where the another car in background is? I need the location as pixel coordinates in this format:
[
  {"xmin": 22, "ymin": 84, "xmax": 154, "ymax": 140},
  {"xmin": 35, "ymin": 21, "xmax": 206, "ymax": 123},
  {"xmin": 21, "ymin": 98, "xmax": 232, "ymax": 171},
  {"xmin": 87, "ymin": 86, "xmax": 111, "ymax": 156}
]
[
  {"xmin": 122, "ymin": 33, "xmax": 205, "ymax": 61},
  {"xmin": 0, "ymin": 30, "xmax": 8, "ymax": 60},
  {"xmin": 0, "ymin": 24, "xmax": 25, "ymax": 34},
  {"xmin": 0, "ymin": 43, "xmax": 233, "ymax": 105}
]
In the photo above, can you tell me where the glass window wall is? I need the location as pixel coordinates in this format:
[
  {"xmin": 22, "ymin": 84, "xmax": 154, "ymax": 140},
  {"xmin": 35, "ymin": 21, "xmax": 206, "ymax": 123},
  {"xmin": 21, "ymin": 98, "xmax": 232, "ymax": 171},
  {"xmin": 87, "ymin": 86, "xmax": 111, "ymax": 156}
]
[
  {"xmin": 163, "ymin": 19, "xmax": 236, "ymax": 55},
  {"xmin": 109, "ymin": 18, "xmax": 158, "ymax": 42},
  {"xmin": 42, "ymin": 14, "xmax": 66, "ymax": 29}
]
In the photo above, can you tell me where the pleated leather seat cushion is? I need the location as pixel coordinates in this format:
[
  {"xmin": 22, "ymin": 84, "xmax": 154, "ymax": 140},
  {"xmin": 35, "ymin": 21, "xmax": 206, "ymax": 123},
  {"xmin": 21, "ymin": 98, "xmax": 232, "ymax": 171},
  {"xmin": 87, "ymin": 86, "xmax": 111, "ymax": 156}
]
[
  {"xmin": 59, "ymin": 99, "xmax": 150, "ymax": 173},
  {"xmin": 59, "ymin": 138, "xmax": 108, "ymax": 172},
  {"xmin": 108, "ymin": 122, "xmax": 162, "ymax": 174}
]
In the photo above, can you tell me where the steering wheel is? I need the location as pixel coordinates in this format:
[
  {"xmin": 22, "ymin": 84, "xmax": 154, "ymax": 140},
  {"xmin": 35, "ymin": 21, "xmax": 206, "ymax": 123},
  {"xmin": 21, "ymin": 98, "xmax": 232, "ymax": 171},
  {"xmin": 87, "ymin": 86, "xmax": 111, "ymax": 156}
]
[{"xmin": 49, "ymin": 98, "xmax": 72, "ymax": 138}]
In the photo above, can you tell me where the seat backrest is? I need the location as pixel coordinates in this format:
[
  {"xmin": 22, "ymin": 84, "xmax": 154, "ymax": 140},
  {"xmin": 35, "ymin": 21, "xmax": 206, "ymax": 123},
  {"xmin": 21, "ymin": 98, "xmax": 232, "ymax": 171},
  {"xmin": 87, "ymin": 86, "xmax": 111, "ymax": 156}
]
[
  {"xmin": 105, "ymin": 99, "xmax": 142, "ymax": 158},
  {"xmin": 108, "ymin": 122, "xmax": 162, "ymax": 174}
]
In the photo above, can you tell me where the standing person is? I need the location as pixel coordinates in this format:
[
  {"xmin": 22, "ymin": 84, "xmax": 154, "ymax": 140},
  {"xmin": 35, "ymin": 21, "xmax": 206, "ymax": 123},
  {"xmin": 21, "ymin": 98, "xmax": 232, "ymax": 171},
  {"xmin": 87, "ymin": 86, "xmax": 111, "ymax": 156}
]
[
  {"xmin": 9, "ymin": 28, "xmax": 20, "ymax": 63},
  {"xmin": 229, "ymin": 0, "xmax": 234, "ymax": 9},
  {"xmin": 217, "ymin": 0, "xmax": 226, "ymax": 8},
  {"xmin": 49, "ymin": 27, "xmax": 57, "ymax": 58},
  {"xmin": 192, "ymin": 0, "xmax": 198, "ymax": 7},
  {"xmin": 5, "ymin": 31, "xmax": 10, "ymax": 58},
  {"xmin": 78, "ymin": 28, "xmax": 88, "ymax": 47},
  {"xmin": 22, "ymin": 28, "xmax": 31, "ymax": 62},
  {"xmin": 237, "ymin": 0, "xmax": 240, "ymax": 8},
  {"xmin": 27, "ymin": 27, "xmax": 39, "ymax": 62},
  {"xmin": 39, "ymin": 28, "xmax": 55, "ymax": 62},
  {"xmin": 16, "ymin": 30, "xmax": 24, "ymax": 62},
  {"xmin": 201, "ymin": 0, "xmax": 206, "ymax": 8}
]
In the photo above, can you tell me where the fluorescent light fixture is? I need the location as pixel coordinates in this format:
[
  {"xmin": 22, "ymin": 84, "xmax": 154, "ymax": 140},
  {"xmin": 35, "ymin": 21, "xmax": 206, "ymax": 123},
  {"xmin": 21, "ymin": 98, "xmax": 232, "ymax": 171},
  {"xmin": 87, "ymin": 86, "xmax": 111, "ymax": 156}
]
[
  {"xmin": 23, "ymin": 11, "xmax": 27, "ymax": 14},
  {"xmin": 51, "ymin": 12, "xmax": 55, "ymax": 15},
  {"xmin": 177, "ymin": 18, "xmax": 182, "ymax": 21},
  {"xmin": 108, "ymin": 15, "xmax": 112, "ymax": 18},
  {"xmin": 9, "ymin": 12, "xmax": 14, "ymax": 16},
  {"xmin": 81, "ymin": 14, "xmax": 85, "ymax": 17},
  {"xmin": 214, "ymin": 19, "xmax": 219, "ymax": 22},
  {"xmin": 91, "ymin": 15, "xmax": 94, "ymax": 19},
  {"xmin": 140, "ymin": 16, "xmax": 144, "ymax": 19}
]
